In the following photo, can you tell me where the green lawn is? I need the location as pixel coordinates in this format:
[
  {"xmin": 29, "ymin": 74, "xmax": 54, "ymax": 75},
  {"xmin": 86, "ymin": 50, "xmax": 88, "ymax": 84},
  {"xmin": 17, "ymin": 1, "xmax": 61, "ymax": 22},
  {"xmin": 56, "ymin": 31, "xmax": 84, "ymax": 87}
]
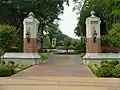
[{"xmin": 41, "ymin": 55, "xmax": 48, "ymax": 61}]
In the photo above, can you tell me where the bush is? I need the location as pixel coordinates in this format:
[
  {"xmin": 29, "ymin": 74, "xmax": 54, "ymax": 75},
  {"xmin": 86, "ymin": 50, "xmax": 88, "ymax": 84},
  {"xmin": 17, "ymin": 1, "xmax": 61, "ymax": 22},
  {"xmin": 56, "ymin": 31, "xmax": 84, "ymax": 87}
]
[
  {"xmin": 101, "ymin": 35, "xmax": 111, "ymax": 46},
  {"xmin": 89, "ymin": 60, "xmax": 120, "ymax": 77},
  {"xmin": 113, "ymin": 64, "xmax": 120, "ymax": 78},
  {"xmin": 108, "ymin": 60, "xmax": 119, "ymax": 68},
  {"xmin": 101, "ymin": 60, "xmax": 108, "ymax": 65},
  {"xmin": 0, "ymin": 25, "xmax": 17, "ymax": 52},
  {"xmin": 95, "ymin": 64, "xmax": 114, "ymax": 77},
  {"xmin": 88, "ymin": 64, "xmax": 97, "ymax": 75},
  {"xmin": 8, "ymin": 61, "xmax": 15, "ymax": 66},
  {"xmin": 0, "ymin": 61, "xmax": 30, "ymax": 77},
  {"xmin": 0, "ymin": 65, "xmax": 12, "ymax": 77},
  {"xmin": 108, "ymin": 23, "xmax": 120, "ymax": 47}
]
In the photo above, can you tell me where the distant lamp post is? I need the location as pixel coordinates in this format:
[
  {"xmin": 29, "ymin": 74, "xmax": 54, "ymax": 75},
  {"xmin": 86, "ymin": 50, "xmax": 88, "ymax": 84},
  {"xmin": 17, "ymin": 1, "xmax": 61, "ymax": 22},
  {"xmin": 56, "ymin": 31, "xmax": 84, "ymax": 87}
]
[
  {"xmin": 93, "ymin": 30, "xmax": 97, "ymax": 43},
  {"xmin": 26, "ymin": 31, "xmax": 30, "ymax": 42}
]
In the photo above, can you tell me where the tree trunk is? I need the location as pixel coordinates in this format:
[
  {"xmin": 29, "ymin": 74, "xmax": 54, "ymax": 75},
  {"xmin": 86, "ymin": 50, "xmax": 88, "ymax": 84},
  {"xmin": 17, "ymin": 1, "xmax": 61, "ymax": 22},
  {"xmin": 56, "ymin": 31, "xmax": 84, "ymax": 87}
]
[
  {"xmin": 50, "ymin": 38, "xmax": 52, "ymax": 49},
  {"xmin": 66, "ymin": 48, "xmax": 68, "ymax": 53}
]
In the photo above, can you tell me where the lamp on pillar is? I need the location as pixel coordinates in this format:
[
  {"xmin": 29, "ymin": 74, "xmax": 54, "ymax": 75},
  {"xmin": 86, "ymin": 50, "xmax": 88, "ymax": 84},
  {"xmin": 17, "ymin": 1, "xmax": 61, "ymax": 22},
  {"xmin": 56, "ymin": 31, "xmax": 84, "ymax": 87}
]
[
  {"xmin": 26, "ymin": 31, "xmax": 30, "ymax": 42},
  {"xmin": 93, "ymin": 30, "xmax": 97, "ymax": 43}
]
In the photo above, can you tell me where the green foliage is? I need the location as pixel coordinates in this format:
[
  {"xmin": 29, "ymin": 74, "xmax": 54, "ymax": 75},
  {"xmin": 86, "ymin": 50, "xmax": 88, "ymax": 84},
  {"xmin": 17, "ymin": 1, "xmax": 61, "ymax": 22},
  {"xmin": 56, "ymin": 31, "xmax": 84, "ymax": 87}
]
[
  {"xmin": 108, "ymin": 60, "xmax": 119, "ymax": 67},
  {"xmin": 8, "ymin": 61, "xmax": 15, "ymax": 66},
  {"xmin": 0, "ymin": 65, "xmax": 12, "ymax": 77},
  {"xmin": 108, "ymin": 23, "xmax": 120, "ymax": 47},
  {"xmin": 54, "ymin": 52, "xmax": 81, "ymax": 55},
  {"xmin": 63, "ymin": 38, "xmax": 71, "ymax": 52},
  {"xmin": 0, "ymin": 0, "xmax": 67, "ymax": 51},
  {"xmin": 74, "ymin": 41, "xmax": 85, "ymax": 53},
  {"xmin": 101, "ymin": 35, "xmax": 111, "ymax": 46},
  {"xmin": 113, "ymin": 64, "xmax": 120, "ymax": 78},
  {"xmin": 45, "ymin": 22, "xmax": 59, "ymax": 48},
  {"xmin": 0, "ymin": 49, "xmax": 4, "ymax": 57},
  {"xmin": 41, "ymin": 56, "xmax": 48, "ymax": 61},
  {"xmin": 95, "ymin": 65, "xmax": 114, "ymax": 77},
  {"xmin": 88, "ymin": 64, "xmax": 97, "ymax": 75},
  {"xmin": 0, "ymin": 25, "xmax": 17, "ymax": 52},
  {"xmin": 74, "ymin": 0, "xmax": 120, "ymax": 36},
  {"xmin": 89, "ymin": 60, "xmax": 120, "ymax": 77},
  {"xmin": 0, "ymin": 61, "xmax": 30, "ymax": 77}
]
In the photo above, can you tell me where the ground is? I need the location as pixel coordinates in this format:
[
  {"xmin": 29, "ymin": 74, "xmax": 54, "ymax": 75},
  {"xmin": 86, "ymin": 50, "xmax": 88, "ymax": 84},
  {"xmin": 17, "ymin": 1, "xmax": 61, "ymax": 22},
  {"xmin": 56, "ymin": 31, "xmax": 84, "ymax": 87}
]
[{"xmin": 0, "ymin": 55, "xmax": 120, "ymax": 90}]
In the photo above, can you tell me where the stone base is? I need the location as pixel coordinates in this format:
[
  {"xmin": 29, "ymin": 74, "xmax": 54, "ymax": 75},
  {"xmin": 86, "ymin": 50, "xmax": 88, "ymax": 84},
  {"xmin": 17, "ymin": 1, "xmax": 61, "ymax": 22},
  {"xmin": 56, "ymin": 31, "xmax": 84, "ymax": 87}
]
[
  {"xmin": 3, "ymin": 53, "xmax": 41, "ymax": 65},
  {"xmin": 83, "ymin": 53, "xmax": 102, "ymax": 65},
  {"xmin": 83, "ymin": 53, "xmax": 120, "ymax": 65}
]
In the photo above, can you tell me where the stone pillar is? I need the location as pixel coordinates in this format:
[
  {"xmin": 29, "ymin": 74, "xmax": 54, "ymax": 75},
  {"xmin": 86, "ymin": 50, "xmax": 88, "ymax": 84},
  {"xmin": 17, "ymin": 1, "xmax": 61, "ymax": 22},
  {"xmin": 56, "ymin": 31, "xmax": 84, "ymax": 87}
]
[
  {"xmin": 85, "ymin": 11, "xmax": 101, "ymax": 53},
  {"xmin": 23, "ymin": 12, "xmax": 39, "ymax": 53},
  {"xmin": 52, "ymin": 38, "xmax": 56, "ymax": 48}
]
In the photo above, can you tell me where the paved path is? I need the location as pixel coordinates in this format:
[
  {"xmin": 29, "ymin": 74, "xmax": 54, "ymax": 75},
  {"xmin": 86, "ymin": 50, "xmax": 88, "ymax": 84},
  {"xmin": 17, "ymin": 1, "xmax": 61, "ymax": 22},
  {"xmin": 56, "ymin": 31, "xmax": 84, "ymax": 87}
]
[
  {"xmin": 12, "ymin": 65, "xmax": 93, "ymax": 77},
  {"xmin": 1, "ymin": 54, "xmax": 119, "ymax": 90},
  {"xmin": 47, "ymin": 55, "xmax": 83, "ymax": 65},
  {"xmin": 0, "ymin": 77, "xmax": 120, "ymax": 90},
  {"xmin": 11, "ymin": 54, "xmax": 93, "ymax": 77}
]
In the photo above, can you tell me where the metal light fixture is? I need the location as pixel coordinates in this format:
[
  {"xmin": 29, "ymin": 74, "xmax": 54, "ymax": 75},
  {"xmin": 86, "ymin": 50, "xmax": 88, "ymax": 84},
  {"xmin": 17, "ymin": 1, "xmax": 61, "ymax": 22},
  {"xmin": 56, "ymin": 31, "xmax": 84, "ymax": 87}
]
[
  {"xmin": 93, "ymin": 30, "xmax": 97, "ymax": 43},
  {"xmin": 26, "ymin": 31, "xmax": 30, "ymax": 42}
]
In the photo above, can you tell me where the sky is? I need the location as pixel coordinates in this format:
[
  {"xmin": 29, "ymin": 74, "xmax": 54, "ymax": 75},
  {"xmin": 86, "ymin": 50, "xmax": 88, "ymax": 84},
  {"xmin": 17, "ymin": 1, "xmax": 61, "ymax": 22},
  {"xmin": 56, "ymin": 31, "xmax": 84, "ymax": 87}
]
[{"xmin": 58, "ymin": 0, "xmax": 79, "ymax": 39}]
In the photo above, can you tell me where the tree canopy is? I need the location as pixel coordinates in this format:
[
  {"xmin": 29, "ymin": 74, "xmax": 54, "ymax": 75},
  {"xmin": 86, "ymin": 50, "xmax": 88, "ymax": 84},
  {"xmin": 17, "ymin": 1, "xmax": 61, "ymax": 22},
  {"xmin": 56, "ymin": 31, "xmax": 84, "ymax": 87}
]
[
  {"xmin": 74, "ymin": 0, "xmax": 120, "ymax": 36},
  {"xmin": 0, "ymin": 0, "xmax": 65, "ymax": 29},
  {"xmin": 0, "ymin": 0, "xmax": 70, "ymax": 51}
]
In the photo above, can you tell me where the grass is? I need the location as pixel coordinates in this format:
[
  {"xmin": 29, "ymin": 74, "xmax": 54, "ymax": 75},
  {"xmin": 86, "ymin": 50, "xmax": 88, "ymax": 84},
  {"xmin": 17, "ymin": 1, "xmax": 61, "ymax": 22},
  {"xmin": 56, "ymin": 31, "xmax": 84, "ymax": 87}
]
[
  {"xmin": 54, "ymin": 52, "xmax": 81, "ymax": 55},
  {"xmin": 41, "ymin": 55, "xmax": 48, "ymax": 61}
]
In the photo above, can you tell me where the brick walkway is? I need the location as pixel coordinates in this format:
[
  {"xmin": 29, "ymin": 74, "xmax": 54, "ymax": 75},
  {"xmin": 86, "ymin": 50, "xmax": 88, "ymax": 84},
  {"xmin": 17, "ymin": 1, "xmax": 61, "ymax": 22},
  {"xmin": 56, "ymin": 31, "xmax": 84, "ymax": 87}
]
[
  {"xmin": 11, "ymin": 55, "xmax": 93, "ymax": 77},
  {"xmin": 1, "ymin": 55, "xmax": 119, "ymax": 90},
  {"xmin": 12, "ymin": 64, "xmax": 93, "ymax": 77}
]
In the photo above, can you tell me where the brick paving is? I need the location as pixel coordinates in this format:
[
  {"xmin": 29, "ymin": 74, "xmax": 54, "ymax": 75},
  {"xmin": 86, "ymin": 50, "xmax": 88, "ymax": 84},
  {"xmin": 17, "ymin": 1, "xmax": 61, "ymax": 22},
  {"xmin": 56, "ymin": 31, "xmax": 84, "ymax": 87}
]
[
  {"xmin": 12, "ymin": 64, "xmax": 93, "ymax": 77},
  {"xmin": 11, "ymin": 55, "xmax": 93, "ymax": 77},
  {"xmin": 1, "ymin": 55, "xmax": 120, "ymax": 90}
]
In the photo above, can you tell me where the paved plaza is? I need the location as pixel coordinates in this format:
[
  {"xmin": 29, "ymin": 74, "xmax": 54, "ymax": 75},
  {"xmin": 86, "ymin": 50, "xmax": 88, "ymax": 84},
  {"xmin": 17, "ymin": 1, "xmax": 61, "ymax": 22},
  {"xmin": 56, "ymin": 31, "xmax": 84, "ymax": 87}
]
[
  {"xmin": 0, "ymin": 55, "xmax": 120, "ymax": 90},
  {"xmin": 11, "ymin": 65, "xmax": 93, "ymax": 77}
]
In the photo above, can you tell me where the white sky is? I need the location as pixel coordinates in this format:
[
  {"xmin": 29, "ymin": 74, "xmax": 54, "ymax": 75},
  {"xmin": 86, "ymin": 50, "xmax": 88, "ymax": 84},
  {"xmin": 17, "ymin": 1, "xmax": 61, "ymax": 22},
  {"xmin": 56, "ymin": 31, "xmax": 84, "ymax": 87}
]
[{"xmin": 58, "ymin": 0, "xmax": 79, "ymax": 39}]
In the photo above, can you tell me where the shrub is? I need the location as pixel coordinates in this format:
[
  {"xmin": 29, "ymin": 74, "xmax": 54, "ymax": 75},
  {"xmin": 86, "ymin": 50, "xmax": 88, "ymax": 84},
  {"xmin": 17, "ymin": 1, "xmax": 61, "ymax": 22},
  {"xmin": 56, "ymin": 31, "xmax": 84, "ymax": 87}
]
[
  {"xmin": 0, "ymin": 65, "xmax": 12, "ymax": 77},
  {"xmin": 108, "ymin": 60, "xmax": 119, "ymax": 68},
  {"xmin": 1, "ymin": 60, "xmax": 6, "ymax": 64},
  {"xmin": 88, "ymin": 64, "xmax": 97, "ymax": 75},
  {"xmin": 108, "ymin": 23, "xmax": 120, "ymax": 47},
  {"xmin": 101, "ymin": 60, "xmax": 108, "ymax": 65},
  {"xmin": 0, "ymin": 61, "xmax": 30, "ymax": 77},
  {"xmin": 8, "ymin": 61, "xmax": 15, "ymax": 66},
  {"xmin": 96, "ymin": 64, "xmax": 114, "ymax": 77},
  {"xmin": 89, "ymin": 60, "xmax": 120, "ymax": 77},
  {"xmin": 0, "ymin": 25, "xmax": 17, "ymax": 52},
  {"xmin": 101, "ymin": 35, "xmax": 111, "ymax": 46}
]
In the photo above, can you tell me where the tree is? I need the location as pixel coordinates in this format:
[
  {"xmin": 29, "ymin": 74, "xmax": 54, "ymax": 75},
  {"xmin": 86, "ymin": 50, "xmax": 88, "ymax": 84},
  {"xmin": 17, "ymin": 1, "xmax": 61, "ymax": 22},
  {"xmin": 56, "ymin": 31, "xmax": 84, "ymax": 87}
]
[
  {"xmin": 108, "ymin": 23, "xmax": 120, "ymax": 47},
  {"xmin": 0, "ymin": 25, "xmax": 17, "ymax": 53},
  {"xmin": 45, "ymin": 22, "xmax": 59, "ymax": 48},
  {"xmin": 0, "ymin": 0, "xmax": 70, "ymax": 51},
  {"xmin": 73, "ymin": 0, "xmax": 120, "ymax": 37},
  {"xmin": 63, "ymin": 38, "xmax": 71, "ymax": 52}
]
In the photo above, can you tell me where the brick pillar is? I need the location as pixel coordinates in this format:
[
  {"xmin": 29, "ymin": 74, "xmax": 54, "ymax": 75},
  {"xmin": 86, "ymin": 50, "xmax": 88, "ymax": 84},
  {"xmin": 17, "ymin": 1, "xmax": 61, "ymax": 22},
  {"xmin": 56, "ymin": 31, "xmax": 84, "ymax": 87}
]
[
  {"xmin": 24, "ymin": 38, "xmax": 38, "ymax": 53},
  {"xmin": 86, "ymin": 38, "xmax": 101, "ymax": 53}
]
